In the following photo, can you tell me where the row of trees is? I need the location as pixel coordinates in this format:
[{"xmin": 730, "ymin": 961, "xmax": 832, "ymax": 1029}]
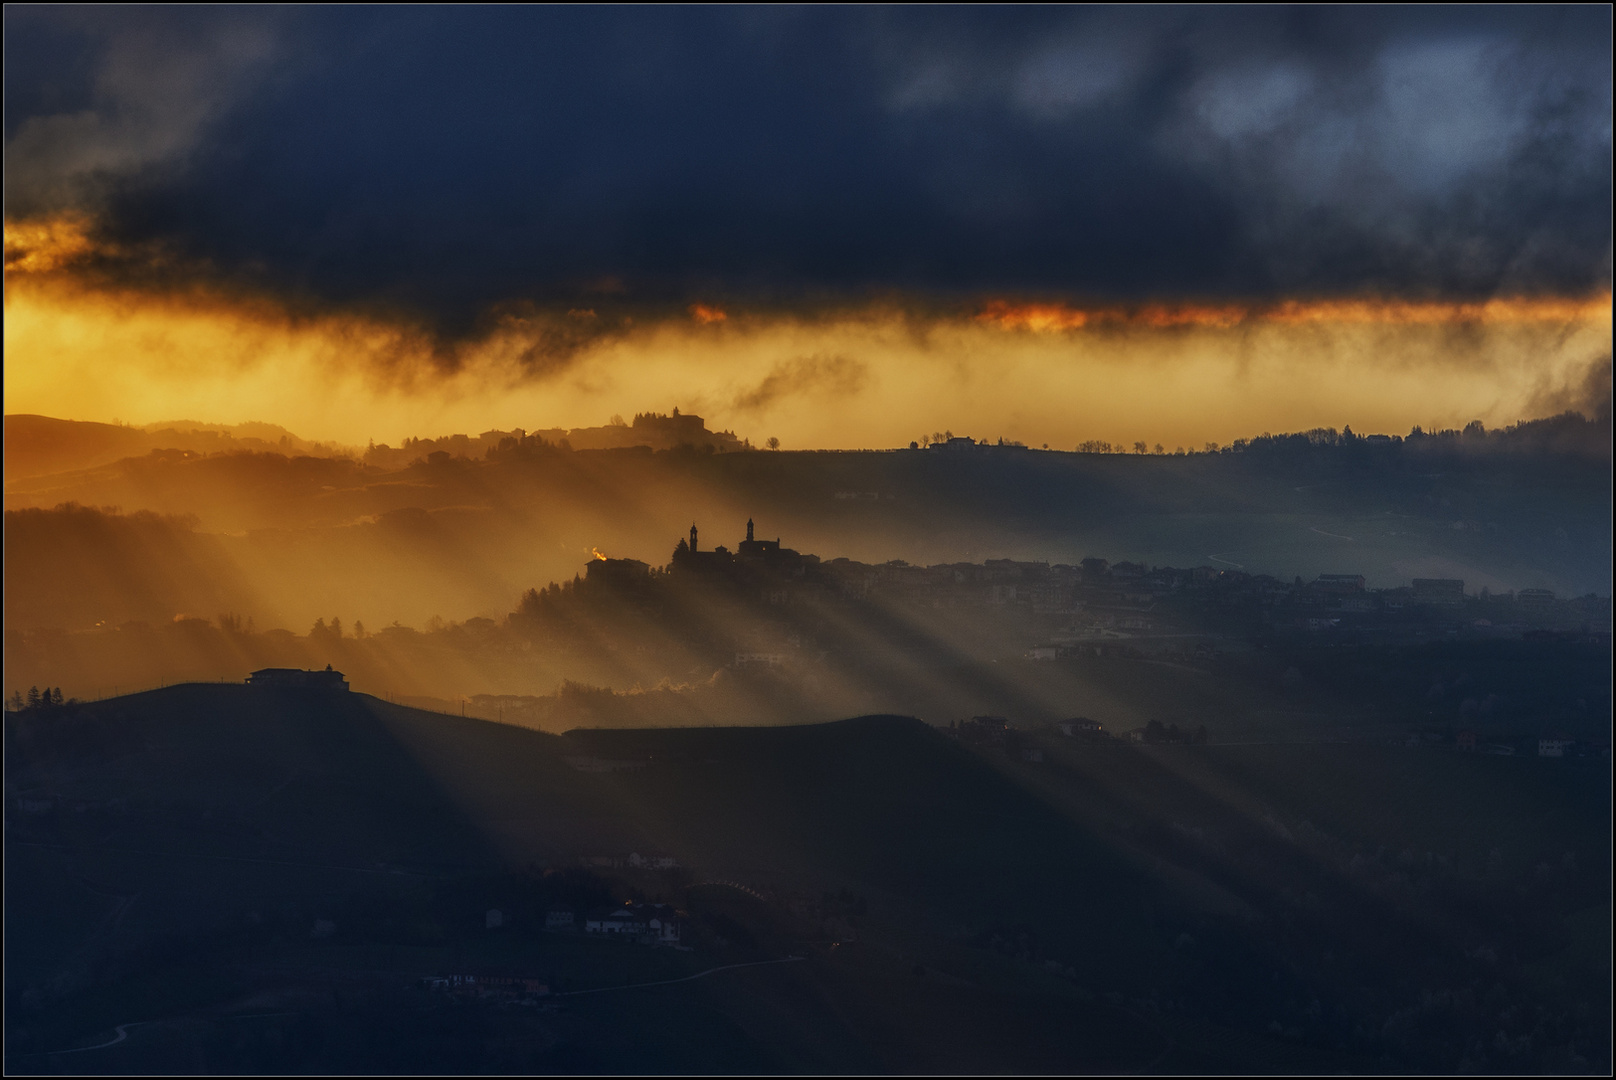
[
  {"xmin": 7, "ymin": 686, "xmax": 72, "ymax": 712},
  {"xmin": 910, "ymin": 413, "xmax": 1606, "ymax": 459}
]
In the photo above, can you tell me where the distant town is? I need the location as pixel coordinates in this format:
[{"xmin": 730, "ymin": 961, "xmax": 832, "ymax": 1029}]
[{"xmin": 577, "ymin": 517, "xmax": 1611, "ymax": 657}]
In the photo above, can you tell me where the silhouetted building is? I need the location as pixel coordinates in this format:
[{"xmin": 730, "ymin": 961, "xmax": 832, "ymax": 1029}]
[
  {"xmin": 672, "ymin": 518, "xmax": 808, "ymax": 579},
  {"xmin": 671, "ymin": 522, "xmax": 733, "ymax": 572},
  {"xmin": 1517, "ymin": 588, "xmax": 1555, "ymax": 605},
  {"xmin": 538, "ymin": 408, "xmax": 746, "ymax": 452},
  {"xmin": 737, "ymin": 517, "xmax": 777, "ymax": 557},
  {"xmin": 631, "ymin": 409, "xmax": 711, "ymax": 445},
  {"xmin": 248, "ymin": 666, "xmax": 349, "ymax": 691}
]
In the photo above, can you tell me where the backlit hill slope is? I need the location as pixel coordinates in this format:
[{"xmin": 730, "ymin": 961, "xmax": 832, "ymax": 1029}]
[
  {"xmin": 5, "ymin": 412, "xmax": 1611, "ymax": 640},
  {"xmin": 6, "ymin": 685, "xmax": 1609, "ymax": 1072}
]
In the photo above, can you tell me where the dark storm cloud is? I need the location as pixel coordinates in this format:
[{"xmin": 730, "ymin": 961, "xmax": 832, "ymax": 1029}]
[{"xmin": 5, "ymin": 5, "xmax": 1610, "ymax": 332}]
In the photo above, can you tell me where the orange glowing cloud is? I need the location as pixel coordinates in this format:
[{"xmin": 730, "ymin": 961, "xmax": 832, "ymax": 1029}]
[
  {"xmin": 3, "ymin": 213, "xmax": 99, "ymax": 275},
  {"xmin": 977, "ymin": 294, "xmax": 1611, "ymax": 331},
  {"xmin": 4, "ymin": 212, "xmax": 1611, "ymax": 452}
]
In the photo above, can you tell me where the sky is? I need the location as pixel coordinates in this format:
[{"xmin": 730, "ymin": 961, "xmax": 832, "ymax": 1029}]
[{"xmin": 4, "ymin": 5, "xmax": 1611, "ymax": 449}]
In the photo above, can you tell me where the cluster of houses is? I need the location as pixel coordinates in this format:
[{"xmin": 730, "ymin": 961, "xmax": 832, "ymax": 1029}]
[
  {"xmin": 1455, "ymin": 731, "xmax": 1604, "ymax": 758},
  {"xmin": 246, "ymin": 665, "xmax": 349, "ymax": 691},
  {"xmin": 598, "ymin": 521, "xmax": 1608, "ymax": 653},
  {"xmin": 543, "ymin": 900, "xmax": 685, "ymax": 945}
]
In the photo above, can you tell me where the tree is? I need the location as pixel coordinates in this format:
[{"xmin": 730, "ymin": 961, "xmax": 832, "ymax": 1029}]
[
  {"xmin": 765, "ymin": 437, "xmax": 780, "ymax": 451},
  {"xmin": 329, "ymin": 616, "xmax": 343, "ymax": 639},
  {"xmin": 1204, "ymin": 441, "xmax": 1221, "ymax": 453},
  {"xmin": 1134, "ymin": 441, "xmax": 1148, "ymax": 455},
  {"xmin": 1153, "ymin": 443, "xmax": 1164, "ymax": 454},
  {"xmin": 353, "ymin": 620, "xmax": 366, "ymax": 638},
  {"xmin": 26, "ymin": 686, "xmax": 41, "ymax": 709},
  {"xmin": 50, "ymin": 688, "xmax": 64, "ymax": 707}
]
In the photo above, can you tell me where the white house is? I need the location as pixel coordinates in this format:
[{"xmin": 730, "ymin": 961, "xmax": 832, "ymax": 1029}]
[{"xmin": 584, "ymin": 902, "xmax": 683, "ymax": 944}]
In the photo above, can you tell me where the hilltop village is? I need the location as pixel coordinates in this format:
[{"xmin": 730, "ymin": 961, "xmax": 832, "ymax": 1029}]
[
  {"xmin": 575, "ymin": 518, "xmax": 1610, "ymax": 658},
  {"xmin": 7, "ymin": 515, "xmax": 1609, "ymax": 749}
]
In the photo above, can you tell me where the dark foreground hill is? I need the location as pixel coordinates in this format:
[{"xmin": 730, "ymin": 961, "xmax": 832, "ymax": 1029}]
[{"xmin": 6, "ymin": 685, "xmax": 1609, "ymax": 1073}]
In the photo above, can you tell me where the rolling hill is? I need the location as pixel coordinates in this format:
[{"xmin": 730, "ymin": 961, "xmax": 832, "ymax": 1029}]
[{"xmin": 6, "ymin": 685, "xmax": 1608, "ymax": 1072}]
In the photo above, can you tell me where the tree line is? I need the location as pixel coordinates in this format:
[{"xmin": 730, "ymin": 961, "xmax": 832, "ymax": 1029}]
[{"xmin": 7, "ymin": 686, "xmax": 73, "ymax": 713}]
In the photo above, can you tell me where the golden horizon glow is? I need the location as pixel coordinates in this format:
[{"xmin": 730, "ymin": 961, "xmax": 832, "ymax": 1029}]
[{"xmin": 5, "ymin": 214, "xmax": 1611, "ymax": 451}]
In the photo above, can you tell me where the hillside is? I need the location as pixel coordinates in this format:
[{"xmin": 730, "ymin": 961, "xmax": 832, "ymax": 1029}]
[
  {"xmin": 6, "ymin": 686, "xmax": 1608, "ymax": 1072},
  {"xmin": 5, "ymin": 421, "xmax": 1611, "ymax": 640},
  {"xmin": 3, "ymin": 415, "xmax": 351, "ymax": 483}
]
